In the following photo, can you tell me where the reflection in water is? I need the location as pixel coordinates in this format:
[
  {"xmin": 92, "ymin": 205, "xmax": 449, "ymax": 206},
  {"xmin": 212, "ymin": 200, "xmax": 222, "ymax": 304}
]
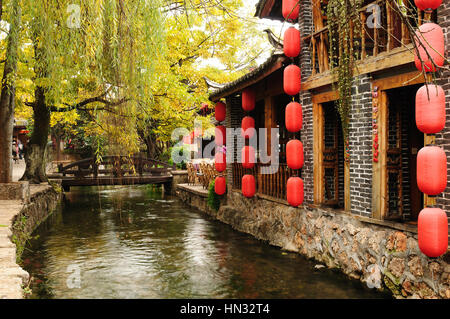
[{"xmin": 22, "ymin": 186, "xmax": 392, "ymax": 299}]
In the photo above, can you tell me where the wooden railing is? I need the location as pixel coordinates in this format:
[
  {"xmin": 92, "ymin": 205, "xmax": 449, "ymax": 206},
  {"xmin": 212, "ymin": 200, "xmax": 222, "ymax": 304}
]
[
  {"xmin": 58, "ymin": 156, "xmax": 176, "ymax": 178},
  {"xmin": 307, "ymin": 0, "xmax": 428, "ymax": 76},
  {"xmin": 232, "ymin": 163, "xmax": 299, "ymax": 201}
]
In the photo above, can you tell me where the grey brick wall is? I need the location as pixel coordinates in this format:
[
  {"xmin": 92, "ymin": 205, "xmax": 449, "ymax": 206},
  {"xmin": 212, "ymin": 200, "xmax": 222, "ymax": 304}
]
[
  {"xmin": 225, "ymin": 95, "xmax": 244, "ymax": 190},
  {"xmin": 349, "ymin": 75, "xmax": 373, "ymax": 217},
  {"xmin": 299, "ymin": 0, "xmax": 314, "ymax": 205},
  {"xmin": 434, "ymin": 4, "xmax": 450, "ymax": 220}
]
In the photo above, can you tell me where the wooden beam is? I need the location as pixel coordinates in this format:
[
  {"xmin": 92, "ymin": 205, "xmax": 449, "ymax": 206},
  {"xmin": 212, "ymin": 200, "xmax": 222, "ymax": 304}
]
[
  {"xmin": 371, "ymin": 71, "xmax": 428, "ymax": 91},
  {"xmin": 260, "ymin": 0, "xmax": 276, "ymax": 18},
  {"xmin": 303, "ymin": 44, "xmax": 416, "ymax": 91}
]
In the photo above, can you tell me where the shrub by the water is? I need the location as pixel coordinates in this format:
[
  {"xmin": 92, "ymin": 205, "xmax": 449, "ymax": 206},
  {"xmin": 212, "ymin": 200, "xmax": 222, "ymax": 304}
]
[{"xmin": 207, "ymin": 179, "xmax": 225, "ymax": 211}]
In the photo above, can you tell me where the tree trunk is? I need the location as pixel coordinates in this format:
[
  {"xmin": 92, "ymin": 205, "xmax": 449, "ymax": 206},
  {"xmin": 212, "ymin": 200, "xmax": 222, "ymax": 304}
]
[
  {"xmin": 20, "ymin": 86, "xmax": 51, "ymax": 183},
  {"xmin": 0, "ymin": 0, "xmax": 21, "ymax": 183}
]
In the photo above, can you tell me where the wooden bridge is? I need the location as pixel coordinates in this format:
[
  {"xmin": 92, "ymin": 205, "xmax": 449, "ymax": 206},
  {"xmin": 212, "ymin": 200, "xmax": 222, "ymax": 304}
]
[{"xmin": 48, "ymin": 156, "xmax": 176, "ymax": 191}]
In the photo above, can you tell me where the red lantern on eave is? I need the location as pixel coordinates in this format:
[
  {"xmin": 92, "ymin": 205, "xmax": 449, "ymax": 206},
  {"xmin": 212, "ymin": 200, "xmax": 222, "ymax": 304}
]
[
  {"xmin": 414, "ymin": 0, "xmax": 442, "ymax": 12},
  {"xmin": 215, "ymin": 101, "xmax": 226, "ymax": 122},
  {"xmin": 284, "ymin": 27, "xmax": 301, "ymax": 58},
  {"xmin": 285, "ymin": 102, "xmax": 303, "ymax": 132},
  {"xmin": 286, "ymin": 139, "xmax": 304, "ymax": 170},
  {"xmin": 414, "ymin": 23, "xmax": 445, "ymax": 73},
  {"xmin": 242, "ymin": 146, "xmax": 256, "ymax": 169},
  {"xmin": 282, "ymin": 0, "xmax": 300, "ymax": 20},
  {"xmin": 215, "ymin": 151, "xmax": 226, "ymax": 172},
  {"xmin": 242, "ymin": 88, "xmax": 255, "ymax": 112},
  {"xmin": 215, "ymin": 125, "xmax": 226, "ymax": 146},
  {"xmin": 287, "ymin": 177, "xmax": 304, "ymax": 207},
  {"xmin": 242, "ymin": 174, "xmax": 256, "ymax": 198},
  {"xmin": 416, "ymin": 85, "xmax": 445, "ymax": 134},
  {"xmin": 418, "ymin": 207, "xmax": 448, "ymax": 257},
  {"xmin": 215, "ymin": 176, "xmax": 227, "ymax": 196},
  {"xmin": 417, "ymin": 146, "xmax": 447, "ymax": 195},
  {"xmin": 241, "ymin": 116, "xmax": 256, "ymax": 139},
  {"xmin": 284, "ymin": 65, "xmax": 301, "ymax": 96}
]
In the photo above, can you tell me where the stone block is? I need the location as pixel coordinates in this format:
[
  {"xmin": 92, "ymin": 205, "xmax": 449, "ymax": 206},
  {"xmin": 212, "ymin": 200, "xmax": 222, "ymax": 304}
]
[{"xmin": 0, "ymin": 182, "xmax": 30, "ymax": 202}]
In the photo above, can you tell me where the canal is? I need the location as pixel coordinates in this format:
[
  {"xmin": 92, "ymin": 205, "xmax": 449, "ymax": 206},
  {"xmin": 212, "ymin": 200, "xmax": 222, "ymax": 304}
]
[{"xmin": 21, "ymin": 186, "xmax": 392, "ymax": 299}]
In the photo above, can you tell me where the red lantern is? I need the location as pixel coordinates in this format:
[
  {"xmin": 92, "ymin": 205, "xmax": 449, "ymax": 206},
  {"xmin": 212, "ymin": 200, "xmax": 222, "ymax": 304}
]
[
  {"xmin": 284, "ymin": 64, "xmax": 301, "ymax": 96},
  {"xmin": 282, "ymin": 0, "xmax": 300, "ymax": 20},
  {"xmin": 287, "ymin": 177, "xmax": 304, "ymax": 207},
  {"xmin": 215, "ymin": 151, "xmax": 226, "ymax": 172},
  {"xmin": 415, "ymin": 23, "xmax": 445, "ymax": 72},
  {"xmin": 215, "ymin": 125, "xmax": 226, "ymax": 146},
  {"xmin": 285, "ymin": 102, "xmax": 303, "ymax": 132},
  {"xmin": 414, "ymin": 0, "xmax": 442, "ymax": 12},
  {"xmin": 418, "ymin": 207, "xmax": 448, "ymax": 257},
  {"xmin": 284, "ymin": 27, "xmax": 301, "ymax": 58},
  {"xmin": 215, "ymin": 176, "xmax": 226, "ymax": 196},
  {"xmin": 242, "ymin": 146, "xmax": 256, "ymax": 169},
  {"xmin": 286, "ymin": 139, "xmax": 304, "ymax": 170},
  {"xmin": 417, "ymin": 146, "xmax": 447, "ymax": 195},
  {"xmin": 241, "ymin": 116, "xmax": 255, "ymax": 139},
  {"xmin": 242, "ymin": 88, "xmax": 255, "ymax": 112},
  {"xmin": 416, "ymin": 85, "xmax": 445, "ymax": 134},
  {"xmin": 215, "ymin": 101, "xmax": 226, "ymax": 122},
  {"xmin": 242, "ymin": 174, "xmax": 256, "ymax": 198}
]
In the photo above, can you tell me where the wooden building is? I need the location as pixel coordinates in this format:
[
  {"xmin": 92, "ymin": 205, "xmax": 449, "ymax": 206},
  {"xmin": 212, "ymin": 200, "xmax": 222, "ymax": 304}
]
[{"xmin": 208, "ymin": 0, "xmax": 450, "ymax": 228}]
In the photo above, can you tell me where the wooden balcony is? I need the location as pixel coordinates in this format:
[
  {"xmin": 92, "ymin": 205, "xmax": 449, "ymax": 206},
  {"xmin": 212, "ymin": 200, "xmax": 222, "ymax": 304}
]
[
  {"xmin": 303, "ymin": 0, "xmax": 432, "ymax": 90},
  {"xmin": 232, "ymin": 163, "xmax": 299, "ymax": 201}
]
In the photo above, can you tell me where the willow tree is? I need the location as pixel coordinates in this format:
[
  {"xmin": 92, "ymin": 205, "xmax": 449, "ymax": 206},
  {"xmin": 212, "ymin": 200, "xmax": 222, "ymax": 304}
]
[
  {"xmin": 136, "ymin": 0, "xmax": 265, "ymax": 159},
  {"xmin": 0, "ymin": 0, "xmax": 21, "ymax": 183},
  {"xmin": 19, "ymin": 0, "xmax": 165, "ymax": 183}
]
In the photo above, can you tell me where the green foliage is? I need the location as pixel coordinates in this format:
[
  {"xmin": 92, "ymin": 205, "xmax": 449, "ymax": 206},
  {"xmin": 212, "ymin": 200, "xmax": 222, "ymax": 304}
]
[
  {"xmin": 327, "ymin": 0, "xmax": 363, "ymax": 161},
  {"xmin": 207, "ymin": 179, "xmax": 225, "ymax": 211}
]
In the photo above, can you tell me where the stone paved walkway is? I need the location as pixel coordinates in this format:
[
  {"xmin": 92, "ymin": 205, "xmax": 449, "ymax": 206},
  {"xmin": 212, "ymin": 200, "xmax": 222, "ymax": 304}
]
[
  {"xmin": 0, "ymin": 163, "xmax": 53, "ymax": 299},
  {"xmin": 0, "ymin": 200, "xmax": 28, "ymax": 299}
]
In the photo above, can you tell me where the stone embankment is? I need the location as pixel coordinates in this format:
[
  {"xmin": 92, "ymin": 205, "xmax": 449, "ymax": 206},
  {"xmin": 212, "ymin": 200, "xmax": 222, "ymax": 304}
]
[
  {"xmin": 176, "ymin": 184, "xmax": 450, "ymax": 299},
  {"xmin": 0, "ymin": 182, "xmax": 60, "ymax": 299}
]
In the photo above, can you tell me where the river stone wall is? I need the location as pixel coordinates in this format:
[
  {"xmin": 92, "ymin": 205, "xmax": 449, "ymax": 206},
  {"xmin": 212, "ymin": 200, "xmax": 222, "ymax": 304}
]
[
  {"xmin": 176, "ymin": 186, "xmax": 450, "ymax": 299},
  {"xmin": 0, "ymin": 183, "xmax": 61, "ymax": 299}
]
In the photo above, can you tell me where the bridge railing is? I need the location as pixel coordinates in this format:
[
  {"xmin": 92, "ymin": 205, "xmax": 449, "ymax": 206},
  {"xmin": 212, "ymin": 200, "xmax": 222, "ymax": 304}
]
[{"xmin": 58, "ymin": 156, "xmax": 176, "ymax": 179}]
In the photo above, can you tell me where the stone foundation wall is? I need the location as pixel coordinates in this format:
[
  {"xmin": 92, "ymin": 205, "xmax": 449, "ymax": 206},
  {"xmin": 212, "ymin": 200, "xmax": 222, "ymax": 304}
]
[
  {"xmin": 176, "ymin": 186, "xmax": 450, "ymax": 299},
  {"xmin": 0, "ymin": 184, "xmax": 61, "ymax": 299}
]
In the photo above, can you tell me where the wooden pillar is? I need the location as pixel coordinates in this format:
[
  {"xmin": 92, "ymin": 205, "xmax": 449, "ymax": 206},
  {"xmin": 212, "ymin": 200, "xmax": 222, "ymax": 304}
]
[
  {"xmin": 313, "ymin": 102, "xmax": 324, "ymax": 205},
  {"xmin": 264, "ymin": 96, "xmax": 277, "ymax": 158},
  {"xmin": 372, "ymin": 91, "xmax": 387, "ymax": 220}
]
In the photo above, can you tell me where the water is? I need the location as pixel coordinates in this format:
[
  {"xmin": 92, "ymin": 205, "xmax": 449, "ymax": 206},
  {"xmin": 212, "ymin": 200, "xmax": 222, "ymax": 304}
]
[{"xmin": 21, "ymin": 186, "xmax": 392, "ymax": 299}]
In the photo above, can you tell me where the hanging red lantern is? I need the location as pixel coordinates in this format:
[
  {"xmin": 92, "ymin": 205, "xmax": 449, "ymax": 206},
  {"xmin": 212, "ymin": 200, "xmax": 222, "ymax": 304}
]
[
  {"xmin": 282, "ymin": 0, "xmax": 300, "ymax": 20},
  {"xmin": 215, "ymin": 125, "xmax": 226, "ymax": 146},
  {"xmin": 285, "ymin": 102, "xmax": 303, "ymax": 132},
  {"xmin": 215, "ymin": 101, "xmax": 226, "ymax": 122},
  {"xmin": 284, "ymin": 27, "xmax": 301, "ymax": 58},
  {"xmin": 242, "ymin": 174, "xmax": 256, "ymax": 198},
  {"xmin": 417, "ymin": 146, "xmax": 447, "ymax": 195},
  {"xmin": 242, "ymin": 146, "xmax": 256, "ymax": 169},
  {"xmin": 241, "ymin": 116, "xmax": 256, "ymax": 139},
  {"xmin": 416, "ymin": 85, "xmax": 445, "ymax": 134},
  {"xmin": 418, "ymin": 207, "xmax": 448, "ymax": 257},
  {"xmin": 287, "ymin": 177, "xmax": 304, "ymax": 207},
  {"xmin": 415, "ymin": 23, "xmax": 445, "ymax": 73},
  {"xmin": 215, "ymin": 151, "xmax": 226, "ymax": 172},
  {"xmin": 242, "ymin": 88, "xmax": 255, "ymax": 112},
  {"xmin": 414, "ymin": 0, "xmax": 442, "ymax": 12},
  {"xmin": 284, "ymin": 64, "xmax": 301, "ymax": 96},
  {"xmin": 286, "ymin": 139, "xmax": 304, "ymax": 170},
  {"xmin": 215, "ymin": 176, "xmax": 227, "ymax": 196}
]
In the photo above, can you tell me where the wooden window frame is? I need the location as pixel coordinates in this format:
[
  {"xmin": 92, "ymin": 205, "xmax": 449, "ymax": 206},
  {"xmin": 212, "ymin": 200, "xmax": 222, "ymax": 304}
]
[
  {"xmin": 371, "ymin": 71, "xmax": 430, "ymax": 220},
  {"xmin": 312, "ymin": 91, "xmax": 350, "ymax": 211}
]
